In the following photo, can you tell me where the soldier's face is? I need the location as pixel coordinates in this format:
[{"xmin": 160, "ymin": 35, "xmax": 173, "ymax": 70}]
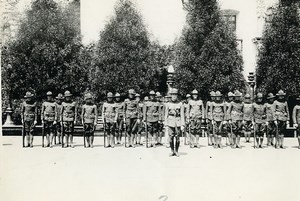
[
  {"xmin": 278, "ymin": 95, "xmax": 284, "ymax": 100},
  {"xmin": 244, "ymin": 98, "xmax": 251, "ymax": 103},
  {"xmin": 108, "ymin": 97, "xmax": 113, "ymax": 102},
  {"xmin": 228, "ymin": 97, "xmax": 233, "ymax": 101},
  {"xmin": 56, "ymin": 99, "xmax": 62, "ymax": 104},
  {"xmin": 215, "ymin": 96, "xmax": 221, "ymax": 101},
  {"xmin": 116, "ymin": 97, "xmax": 120, "ymax": 102},
  {"xmin": 192, "ymin": 94, "xmax": 198, "ymax": 100},
  {"xmin": 47, "ymin": 96, "xmax": 52, "ymax": 101},
  {"xmin": 235, "ymin": 97, "xmax": 241, "ymax": 102},
  {"xmin": 171, "ymin": 94, "xmax": 177, "ymax": 101},
  {"xmin": 26, "ymin": 97, "xmax": 32, "ymax": 102},
  {"xmin": 257, "ymin": 98, "xmax": 262, "ymax": 102},
  {"xmin": 129, "ymin": 94, "xmax": 134, "ymax": 99},
  {"xmin": 149, "ymin": 95, "xmax": 155, "ymax": 100},
  {"xmin": 136, "ymin": 97, "xmax": 140, "ymax": 102},
  {"xmin": 268, "ymin": 98, "xmax": 274, "ymax": 103},
  {"xmin": 65, "ymin": 96, "xmax": 71, "ymax": 101},
  {"xmin": 211, "ymin": 97, "xmax": 216, "ymax": 101},
  {"xmin": 86, "ymin": 99, "xmax": 92, "ymax": 104}
]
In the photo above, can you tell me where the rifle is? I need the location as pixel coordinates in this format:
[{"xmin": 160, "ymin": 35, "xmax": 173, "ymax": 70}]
[
  {"xmin": 22, "ymin": 122, "xmax": 25, "ymax": 148},
  {"xmin": 103, "ymin": 118, "xmax": 107, "ymax": 148},
  {"xmin": 253, "ymin": 122, "xmax": 256, "ymax": 148},
  {"xmin": 189, "ymin": 120, "xmax": 192, "ymax": 148},
  {"xmin": 42, "ymin": 122, "xmax": 45, "ymax": 147},
  {"xmin": 83, "ymin": 123, "xmax": 86, "ymax": 148}
]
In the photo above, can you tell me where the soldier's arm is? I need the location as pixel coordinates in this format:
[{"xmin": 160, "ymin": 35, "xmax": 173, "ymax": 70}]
[
  {"xmin": 54, "ymin": 103, "xmax": 57, "ymax": 123},
  {"xmin": 286, "ymin": 102, "xmax": 290, "ymax": 121},
  {"xmin": 94, "ymin": 105, "xmax": 98, "ymax": 125},
  {"xmin": 227, "ymin": 103, "xmax": 232, "ymax": 121},
  {"xmin": 34, "ymin": 102, "xmax": 38, "ymax": 122},
  {"xmin": 114, "ymin": 103, "xmax": 118, "ymax": 122},
  {"xmin": 164, "ymin": 103, "xmax": 168, "ymax": 124},
  {"xmin": 180, "ymin": 103, "xmax": 185, "ymax": 126},
  {"xmin": 205, "ymin": 103, "xmax": 208, "ymax": 119},
  {"xmin": 201, "ymin": 101, "xmax": 205, "ymax": 119},
  {"xmin": 102, "ymin": 103, "xmax": 106, "ymax": 121},
  {"xmin": 292, "ymin": 106, "xmax": 297, "ymax": 125}
]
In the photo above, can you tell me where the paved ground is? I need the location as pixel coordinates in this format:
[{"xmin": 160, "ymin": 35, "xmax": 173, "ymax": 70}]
[{"xmin": 1, "ymin": 136, "xmax": 300, "ymax": 201}]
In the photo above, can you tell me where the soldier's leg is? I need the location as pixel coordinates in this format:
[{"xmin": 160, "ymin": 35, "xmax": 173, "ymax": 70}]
[
  {"xmin": 29, "ymin": 121, "xmax": 34, "ymax": 148},
  {"xmin": 49, "ymin": 122, "xmax": 55, "ymax": 148},
  {"xmin": 83, "ymin": 124, "xmax": 89, "ymax": 148},
  {"xmin": 236, "ymin": 121, "xmax": 242, "ymax": 148},
  {"xmin": 174, "ymin": 127, "xmax": 180, "ymax": 157},
  {"xmin": 69, "ymin": 122, "xmax": 75, "ymax": 148},
  {"xmin": 190, "ymin": 120, "xmax": 196, "ymax": 147},
  {"xmin": 195, "ymin": 120, "xmax": 201, "ymax": 147},
  {"xmin": 106, "ymin": 122, "xmax": 111, "ymax": 147},
  {"xmin": 255, "ymin": 124, "xmax": 260, "ymax": 148},
  {"xmin": 111, "ymin": 123, "xmax": 116, "ymax": 148},
  {"xmin": 24, "ymin": 121, "xmax": 30, "ymax": 147},
  {"xmin": 90, "ymin": 128, "xmax": 94, "ymax": 148},
  {"xmin": 63, "ymin": 122, "xmax": 70, "ymax": 147},
  {"xmin": 168, "ymin": 127, "xmax": 175, "ymax": 155},
  {"xmin": 297, "ymin": 127, "xmax": 300, "ymax": 149}
]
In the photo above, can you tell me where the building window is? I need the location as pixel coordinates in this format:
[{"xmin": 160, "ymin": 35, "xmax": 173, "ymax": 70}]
[{"xmin": 221, "ymin": 9, "xmax": 240, "ymax": 32}]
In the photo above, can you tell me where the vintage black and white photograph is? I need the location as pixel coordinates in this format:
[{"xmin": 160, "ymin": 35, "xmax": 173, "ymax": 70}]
[{"xmin": 1, "ymin": 0, "xmax": 300, "ymax": 200}]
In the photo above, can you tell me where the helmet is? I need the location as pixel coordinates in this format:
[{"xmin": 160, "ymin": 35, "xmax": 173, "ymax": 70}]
[
  {"xmin": 24, "ymin": 91, "xmax": 34, "ymax": 98},
  {"xmin": 244, "ymin": 94, "xmax": 251, "ymax": 99},
  {"xmin": 267, "ymin": 93, "xmax": 275, "ymax": 99},
  {"xmin": 46, "ymin": 91, "xmax": 53, "ymax": 96},
  {"xmin": 56, "ymin": 93, "xmax": 64, "ymax": 100},
  {"xmin": 228, "ymin": 92, "xmax": 234, "ymax": 97},
  {"xmin": 256, "ymin": 93, "xmax": 263, "ymax": 99},
  {"xmin": 128, "ymin": 89, "xmax": 136, "ymax": 94},
  {"xmin": 85, "ymin": 93, "xmax": 93, "ymax": 100},
  {"xmin": 215, "ymin": 91, "xmax": 222, "ymax": 97},
  {"xmin": 115, "ymin": 93, "xmax": 120, "ymax": 97},
  {"xmin": 276, "ymin": 90, "xmax": 286, "ymax": 96},
  {"xmin": 170, "ymin": 88, "xmax": 179, "ymax": 94},
  {"xmin": 64, "ymin": 91, "xmax": 72, "ymax": 97},
  {"xmin": 149, "ymin": 90, "xmax": 155, "ymax": 95},
  {"xmin": 191, "ymin": 89, "xmax": 198, "ymax": 94},
  {"xmin": 210, "ymin": 91, "xmax": 216, "ymax": 97},
  {"xmin": 135, "ymin": 93, "xmax": 140, "ymax": 97},
  {"xmin": 234, "ymin": 90, "xmax": 242, "ymax": 97},
  {"xmin": 107, "ymin": 92, "xmax": 114, "ymax": 98},
  {"xmin": 186, "ymin": 94, "xmax": 191, "ymax": 98},
  {"xmin": 156, "ymin": 92, "xmax": 161, "ymax": 97}
]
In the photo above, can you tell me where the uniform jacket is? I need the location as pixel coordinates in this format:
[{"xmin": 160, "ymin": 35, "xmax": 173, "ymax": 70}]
[
  {"xmin": 187, "ymin": 99, "xmax": 205, "ymax": 120},
  {"xmin": 143, "ymin": 101, "xmax": 161, "ymax": 122},
  {"xmin": 124, "ymin": 99, "xmax": 139, "ymax": 119},
  {"xmin": 102, "ymin": 102, "xmax": 117, "ymax": 123},
  {"xmin": 228, "ymin": 102, "xmax": 244, "ymax": 122},
  {"xmin": 41, "ymin": 101, "xmax": 57, "ymax": 122},
  {"xmin": 61, "ymin": 101, "xmax": 77, "ymax": 122},
  {"xmin": 265, "ymin": 102, "xmax": 276, "ymax": 122},
  {"xmin": 115, "ymin": 102, "xmax": 125, "ymax": 119},
  {"xmin": 292, "ymin": 105, "xmax": 300, "ymax": 124},
  {"xmin": 21, "ymin": 101, "xmax": 38, "ymax": 122},
  {"xmin": 82, "ymin": 104, "xmax": 98, "ymax": 124},
  {"xmin": 205, "ymin": 101, "xmax": 213, "ymax": 120},
  {"xmin": 243, "ymin": 103, "xmax": 253, "ymax": 121},
  {"xmin": 274, "ymin": 100, "xmax": 290, "ymax": 121},
  {"xmin": 212, "ymin": 102, "xmax": 226, "ymax": 122},
  {"xmin": 253, "ymin": 102, "xmax": 266, "ymax": 124},
  {"xmin": 164, "ymin": 101, "xmax": 185, "ymax": 127}
]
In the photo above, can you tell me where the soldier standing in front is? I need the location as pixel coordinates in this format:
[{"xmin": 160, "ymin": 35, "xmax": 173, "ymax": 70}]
[
  {"xmin": 115, "ymin": 93, "xmax": 125, "ymax": 144},
  {"xmin": 61, "ymin": 91, "xmax": 77, "ymax": 148},
  {"xmin": 187, "ymin": 89, "xmax": 205, "ymax": 148},
  {"xmin": 253, "ymin": 93, "xmax": 266, "ymax": 148},
  {"xmin": 292, "ymin": 95, "xmax": 300, "ymax": 149},
  {"xmin": 274, "ymin": 90, "xmax": 289, "ymax": 149},
  {"xmin": 242, "ymin": 94, "xmax": 253, "ymax": 143},
  {"xmin": 164, "ymin": 89, "xmax": 185, "ymax": 157},
  {"xmin": 81, "ymin": 93, "xmax": 98, "ymax": 148},
  {"xmin": 265, "ymin": 93, "xmax": 277, "ymax": 147},
  {"xmin": 21, "ymin": 91, "xmax": 38, "ymax": 148},
  {"xmin": 55, "ymin": 93, "xmax": 64, "ymax": 144},
  {"xmin": 41, "ymin": 91, "xmax": 57, "ymax": 147}
]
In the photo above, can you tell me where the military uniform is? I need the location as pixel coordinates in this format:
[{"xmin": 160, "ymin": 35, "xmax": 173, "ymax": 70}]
[
  {"xmin": 115, "ymin": 93, "xmax": 125, "ymax": 144},
  {"xmin": 274, "ymin": 90, "xmax": 289, "ymax": 148},
  {"xmin": 265, "ymin": 93, "xmax": 277, "ymax": 146},
  {"xmin": 292, "ymin": 96, "xmax": 300, "ymax": 148},
  {"xmin": 61, "ymin": 91, "xmax": 77, "ymax": 147},
  {"xmin": 242, "ymin": 94, "xmax": 253, "ymax": 143},
  {"xmin": 164, "ymin": 89, "xmax": 184, "ymax": 156},
  {"xmin": 156, "ymin": 92, "xmax": 165, "ymax": 145},
  {"xmin": 211, "ymin": 91, "xmax": 226, "ymax": 148},
  {"xmin": 143, "ymin": 91, "xmax": 161, "ymax": 147},
  {"xmin": 253, "ymin": 93, "xmax": 266, "ymax": 148},
  {"xmin": 41, "ymin": 91, "xmax": 57, "ymax": 147},
  {"xmin": 206, "ymin": 91, "xmax": 216, "ymax": 145},
  {"xmin": 55, "ymin": 93, "xmax": 64, "ymax": 144},
  {"xmin": 135, "ymin": 93, "xmax": 144, "ymax": 145},
  {"xmin": 124, "ymin": 89, "xmax": 139, "ymax": 147},
  {"xmin": 188, "ymin": 89, "xmax": 205, "ymax": 147},
  {"xmin": 225, "ymin": 92, "xmax": 234, "ymax": 145},
  {"xmin": 21, "ymin": 92, "xmax": 37, "ymax": 147}
]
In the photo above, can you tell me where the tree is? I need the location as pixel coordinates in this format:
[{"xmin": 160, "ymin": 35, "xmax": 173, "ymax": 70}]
[
  {"xmin": 174, "ymin": 0, "xmax": 245, "ymax": 100},
  {"xmin": 92, "ymin": 0, "xmax": 166, "ymax": 100},
  {"xmin": 256, "ymin": 1, "xmax": 300, "ymax": 95},
  {"xmin": 1, "ymin": 0, "xmax": 88, "ymax": 101}
]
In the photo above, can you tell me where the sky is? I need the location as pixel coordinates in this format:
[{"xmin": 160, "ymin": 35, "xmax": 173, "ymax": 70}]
[{"xmin": 81, "ymin": 0, "xmax": 186, "ymax": 45}]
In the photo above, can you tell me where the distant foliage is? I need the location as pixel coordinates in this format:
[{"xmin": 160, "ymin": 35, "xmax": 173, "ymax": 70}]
[
  {"xmin": 174, "ymin": 0, "xmax": 245, "ymax": 100},
  {"xmin": 91, "ymin": 0, "xmax": 168, "ymax": 100},
  {"xmin": 256, "ymin": 2, "xmax": 300, "ymax": 95},
  {"xmin": 1, "ymin": 0, "xmax": 88, "ymax": 101}
]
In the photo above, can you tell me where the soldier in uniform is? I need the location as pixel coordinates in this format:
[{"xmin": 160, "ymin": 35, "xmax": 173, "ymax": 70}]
[
  {"xmin": 265, "ymin": 93, "xmax": 277, "ymax": 146},
  {"xmin": 156, "ymin": 92, "xmax": 164, "ymax": 146},
  {"xmin": 184, "ymin": 94, "xmax": 191, "ymax": 144},
  {"xmin": 135, "ymin": 93, "xmax": 144, "ymax": 145},
  {"xmin": 242, "ymin": 94, "xmax": 253, "ymax": 143},
  {"xmin": 41, "ymin": 91, "xmax": 57, "ymax": 148},
  {"xmin": 274, "ymin": 90, "xmax": 289, "ymax": 149},
  {"xmin": 253, "ymin": 93, "xmax": 266, "ymax": 148},
  {"xmin": 124, "ymin": 89, "xmax": 139, "ymax": 148},
  {"xmin": 228, "ymin": 91, "xmax": 244, "ymax": 148},
  {"xmin": 55, "ymin": 93, "xmax": 64, "ymax": 144},
  {"xmin": 206, "ymin": 91, "xmax": 216, "ymax": 146},
  {"xmin": 225, "ymin": 92, "xmax": 234, "ymax": 146},
  {"xmin": 115, "ymin": 92, "xmax": 124, "ymax": 144},
  {"xmin": 187, "ymin": 89, "xmax": 205, "ymax": 148},
  {"xmin": 164, "ymin": 88, "xmax": 185, "ymax": 157},
  {"xmin": 292, "ymin": 95, "xmax": 300, "ymax": 149},
  {"xmin": 21, "ymin": 91, "xmax": 38, "ymax": 147},
  {"xmin": 211, "ymin": 91, "xmax": 226, "ymax": 148},
  {"xmin": 102, "ymin": 92, "xmax": 117, "ymax": 148},
  {"xmin": 143, "ymin": 90, "xmax": 161, "ymax": 147},
  {"xmin": 81, "ymin": 93, "xmax": 98, "ymax": 148},
  {"xmin": 61, "ymin": 91, "xmax": 77, "ymax": 148}
]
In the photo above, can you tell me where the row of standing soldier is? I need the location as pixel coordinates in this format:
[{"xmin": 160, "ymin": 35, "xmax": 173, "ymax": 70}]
[{"xmin": 20, "ymin": 88, "xmax": 299, "ymax": 157}]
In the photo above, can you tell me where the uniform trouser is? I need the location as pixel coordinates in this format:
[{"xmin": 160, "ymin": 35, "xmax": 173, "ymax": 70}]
[
  {"xmin": 56, "ymin": 122, "xmax": 62, "ymax": 136},
  {"xmin": 267, "ymin": 121, "xmax": 277, "ymax": 136},
  {"xmin": 24, "ymin": 121, "xmax": 35, "ymax": 135},
  {"xmin": 207, "ymin": 120, "xmax": 213, "ymax": 135},
  {"xmin": 105, "ymin": 122, "xmax": 115, "ymax": 136},
  {"xmin": 296, "ymin": 127, "xmax": 300, "ymax": 137},
  {"xmin": 137, "ymin": 120, "xmax": 144, "ymax": 134},
  {"xmin": 125, "ymin": 118, "xmax": 137, "ymax": 136},
  {"xmin": 146, "ymin": 121, "xmax": 159, "ymax": 136},
  {"xmin": 232, "ymin": 120, "xmax": 243, "ymax": 136},
  {"xmin": 214, "ymin": 121, "xmax": 225, "ymax": 136},
  {"xmin": 243, "ymin": 121, "xmax": 253, "ymax": 133},
  {"xmin": 44, "ymin": 120, "xmax": 55, "ymax": 135},
  {"xmin": 190, "ymin": 118, "xmax": 202, "ymax": 136},
  {"xmin": 116, "ymin": 118, "xmax": 124, "ymax": 134},
  {"xmin": 277, "ymin": 120, "xmax": 287, "ymax": 136},
  {"xmin": 255, "ymin": 123, "xmax": 265, "ymax": 137},
  {"xmin": 168, "ymin": 126, "xmax": 180, "ymax": 152},
  {"xmin": 84, "ymin": 123, "xmax": 95, "ymax": 136},
  {"xmin": 62, "ymin": 121, "xmax": 74, "ymax": 135}
]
